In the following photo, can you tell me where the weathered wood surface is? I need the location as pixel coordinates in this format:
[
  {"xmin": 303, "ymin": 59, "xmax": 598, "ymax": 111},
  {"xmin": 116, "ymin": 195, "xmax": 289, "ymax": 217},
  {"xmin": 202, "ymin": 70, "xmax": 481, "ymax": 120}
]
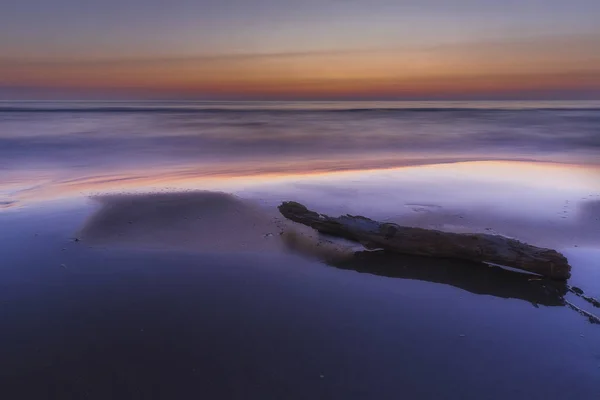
[{"xmin": 278, "ymin": 201, "xmax": 571, "ymax": 280}]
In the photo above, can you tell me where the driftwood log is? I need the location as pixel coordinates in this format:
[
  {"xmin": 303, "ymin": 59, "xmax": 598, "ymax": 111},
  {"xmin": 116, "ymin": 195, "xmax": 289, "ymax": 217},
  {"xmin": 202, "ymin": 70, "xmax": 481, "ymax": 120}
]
[{"xmin": 278, "ymin": 201, "xmax": 571, "ymax": 280}]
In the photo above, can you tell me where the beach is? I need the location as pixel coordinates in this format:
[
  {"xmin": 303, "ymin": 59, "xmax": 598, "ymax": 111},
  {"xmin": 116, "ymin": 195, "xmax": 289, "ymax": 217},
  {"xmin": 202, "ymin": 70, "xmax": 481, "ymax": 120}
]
[{"xmin": 1, "ymin": 101, "xmax": 600, "ymax": 399}]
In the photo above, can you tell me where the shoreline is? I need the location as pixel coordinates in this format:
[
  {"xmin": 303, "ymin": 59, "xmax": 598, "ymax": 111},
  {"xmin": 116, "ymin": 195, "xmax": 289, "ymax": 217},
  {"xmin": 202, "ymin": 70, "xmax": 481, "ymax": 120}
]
[{"xmin": 2, "ymin": 158, "xmax": 600, "ymax": 209}]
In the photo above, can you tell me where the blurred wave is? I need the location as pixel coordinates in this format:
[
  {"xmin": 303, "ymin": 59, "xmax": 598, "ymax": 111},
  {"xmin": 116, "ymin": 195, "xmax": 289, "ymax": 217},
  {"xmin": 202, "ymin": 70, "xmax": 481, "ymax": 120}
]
[{"xmin": 1, "ymin": 101, "xmax": 599, "ymax": 205}]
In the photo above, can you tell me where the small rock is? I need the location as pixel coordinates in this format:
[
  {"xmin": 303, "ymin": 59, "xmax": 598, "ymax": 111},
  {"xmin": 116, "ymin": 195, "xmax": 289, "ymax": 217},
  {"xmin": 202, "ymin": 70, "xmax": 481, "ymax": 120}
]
[
  {"xmin": 319, "ymin": 374, "xmax": 325, "ymax": 379},
  {"xmin": 263, "ymin": 233, "xmax": 274, "ymax": 238},
  {"xmin": 459, "ymin": 334, "xmax": 466, "ymax": 338},
  {"xmin": 60, "ymin": 264, "xmax": 67, "ymax": 269}
]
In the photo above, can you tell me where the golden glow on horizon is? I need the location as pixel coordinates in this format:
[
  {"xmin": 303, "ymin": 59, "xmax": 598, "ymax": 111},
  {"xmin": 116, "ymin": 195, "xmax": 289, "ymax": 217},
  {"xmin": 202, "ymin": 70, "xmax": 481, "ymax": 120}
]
[{"xmin": 2, "ymin": 35, "xmax": 599, "ymax": 98}]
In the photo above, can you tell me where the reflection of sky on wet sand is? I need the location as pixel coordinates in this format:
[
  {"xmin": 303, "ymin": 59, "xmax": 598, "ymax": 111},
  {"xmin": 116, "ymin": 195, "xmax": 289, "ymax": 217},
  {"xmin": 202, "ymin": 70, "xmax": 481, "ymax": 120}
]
[
  {"xmin": 3, "ymin": 161, "xmax": 599, "ymax": 202},
  {"xmin": 238, "ymin": 161, "xmax": 600, "ymax": 248},
  {"xmin": 2, "ymin": 160, "xmax": 599, "ymax": 249}
]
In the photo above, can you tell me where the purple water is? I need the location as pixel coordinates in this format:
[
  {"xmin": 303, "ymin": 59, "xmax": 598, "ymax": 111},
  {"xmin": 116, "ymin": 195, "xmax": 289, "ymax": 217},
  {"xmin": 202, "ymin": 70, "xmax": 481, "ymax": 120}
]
[
  {"xmin": 1, "ymin": 101, "xmax": 599, "ymax": 202},
  {"xmin": 1, "ymin": 100, "xmax": 599, "ymax": 399}
]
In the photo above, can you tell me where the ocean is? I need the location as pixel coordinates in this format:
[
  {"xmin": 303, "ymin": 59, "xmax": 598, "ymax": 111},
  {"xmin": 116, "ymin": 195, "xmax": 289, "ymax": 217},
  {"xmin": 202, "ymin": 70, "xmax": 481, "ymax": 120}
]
[
  {"xmin": 0, "ymin": 100, "xmax": 599, "ymax": 399},
  {"xmin": 1, "ymin": 100, "xmax": 599, "ymax": 206}
]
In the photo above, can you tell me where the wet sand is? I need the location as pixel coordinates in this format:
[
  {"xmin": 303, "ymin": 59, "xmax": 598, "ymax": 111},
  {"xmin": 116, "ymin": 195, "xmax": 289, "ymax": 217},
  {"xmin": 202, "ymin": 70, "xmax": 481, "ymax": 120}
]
[
  {"xmin": 79, "ymin": 191, "xmax": 293, "ymax": 252},
  {"xmin": 1, "ymin": 162, "xmax": 600, "ymax": 399}
]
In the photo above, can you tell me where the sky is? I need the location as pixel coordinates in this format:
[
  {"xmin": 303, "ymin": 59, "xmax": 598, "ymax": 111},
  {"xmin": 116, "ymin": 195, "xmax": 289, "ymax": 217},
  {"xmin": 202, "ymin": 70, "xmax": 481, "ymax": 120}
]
[{"xmin": 1, "ymin": 0, "xmax": 600, "ymax": 100}]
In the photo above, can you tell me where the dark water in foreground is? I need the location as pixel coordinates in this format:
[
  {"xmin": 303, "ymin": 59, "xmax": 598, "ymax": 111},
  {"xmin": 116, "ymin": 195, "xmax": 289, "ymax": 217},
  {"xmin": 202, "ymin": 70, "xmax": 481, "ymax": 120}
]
[{"xmin": 0, "ymin": 203, "xmax": 599, "ymax": 399}]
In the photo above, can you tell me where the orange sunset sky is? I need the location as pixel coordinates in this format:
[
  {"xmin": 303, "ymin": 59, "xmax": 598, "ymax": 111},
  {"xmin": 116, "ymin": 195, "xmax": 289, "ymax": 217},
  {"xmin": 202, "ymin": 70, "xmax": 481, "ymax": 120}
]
[{"xmin": 1, "ymin": 0, "xmax": 600, "ymax": 100}]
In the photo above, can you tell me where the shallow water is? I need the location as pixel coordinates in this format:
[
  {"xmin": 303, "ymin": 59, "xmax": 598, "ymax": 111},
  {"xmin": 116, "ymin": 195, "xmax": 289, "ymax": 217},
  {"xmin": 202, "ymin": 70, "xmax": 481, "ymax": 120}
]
[{"xmin": 1, "ymin": 101, "xmax": 599, "ymax": 399}]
